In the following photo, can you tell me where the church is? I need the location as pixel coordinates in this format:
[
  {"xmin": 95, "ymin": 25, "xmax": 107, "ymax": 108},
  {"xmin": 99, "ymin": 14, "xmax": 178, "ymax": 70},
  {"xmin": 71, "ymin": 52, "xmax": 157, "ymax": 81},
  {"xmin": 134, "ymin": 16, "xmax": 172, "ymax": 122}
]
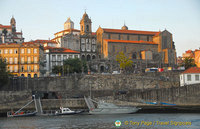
[
  {"xmin": 52, "ymin": 12, "xmax": 96, "ymax": 61},
  {"xmin": 0, "ymin": 16, "xmax": 24, "ymax": 44},
  {"xmin": 96, "ymin": 25, "xmax": 177, "ymax": 67}
]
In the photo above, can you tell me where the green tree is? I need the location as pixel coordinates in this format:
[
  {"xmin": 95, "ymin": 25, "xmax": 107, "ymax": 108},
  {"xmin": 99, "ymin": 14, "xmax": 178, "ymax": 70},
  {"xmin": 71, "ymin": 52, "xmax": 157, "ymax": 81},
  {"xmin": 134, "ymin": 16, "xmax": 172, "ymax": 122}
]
[
  {"xmin": 0, "ymin": 57, "xmax": 10, "ymax": 87},
  {"xmin": 182, "ymin": 57, "xmax": 196, "ymax": 69},
  {"xmin": 63, "ymin": 58, "xmax": 87, "ymax": 74},
  {"xmin": 52, "ymin": 66, "xmax": 62, "ymax": 75},
  {"xmin": 116, "ymin": 51, "xmax": 133, "ymax": 73}
]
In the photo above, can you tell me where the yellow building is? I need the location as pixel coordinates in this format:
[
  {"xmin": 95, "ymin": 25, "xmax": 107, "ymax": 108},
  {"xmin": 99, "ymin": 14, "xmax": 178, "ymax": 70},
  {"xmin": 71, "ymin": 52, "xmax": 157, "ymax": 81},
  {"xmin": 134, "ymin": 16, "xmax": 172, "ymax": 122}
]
[{"xmin": 0, "ymin": 42, "xmax": 44, "ymax": 77}]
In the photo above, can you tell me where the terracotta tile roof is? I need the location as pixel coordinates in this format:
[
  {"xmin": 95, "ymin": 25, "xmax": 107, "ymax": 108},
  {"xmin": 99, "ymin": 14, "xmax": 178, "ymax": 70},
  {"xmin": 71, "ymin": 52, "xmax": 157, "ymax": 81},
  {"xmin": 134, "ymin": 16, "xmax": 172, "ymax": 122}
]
[
  {"xmin": 15, "ymin": 32, "xmax": 22, "ymax": 34},
  {"xmin": 102, "ymin": 28, "xmax": 160, "ymax": 35},
  {"xmin": 0, "ymin": 25, "xmax": 12, "ymax": 29},
  {"xmin": 44, "ymin": 47, "xmax": 80, "ymax": 53},
  {"xmin": 182, "ymin": 67, "xmax": 200, "ymax": 74},
  {"xmin": 92, "ymin": 32, "xmax": 96, "ymax": 35},
  {"xmin": 104, "ymin": 39, "xmax": 158, "ymax": 45},
  {"xmin": 34, "ymin": 39, "xmax": 57, "ymax": 44},
  {"xmin": 54, "ymin": 29, "xmax": 80, "ymax": 35}
]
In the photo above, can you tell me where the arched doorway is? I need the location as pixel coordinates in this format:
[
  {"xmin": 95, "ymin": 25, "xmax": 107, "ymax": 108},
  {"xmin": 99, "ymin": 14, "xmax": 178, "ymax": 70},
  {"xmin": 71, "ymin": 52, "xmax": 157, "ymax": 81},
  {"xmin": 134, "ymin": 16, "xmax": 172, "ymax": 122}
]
[
  {"xmin": 100, "ymin": 66, "xmax": 104, "ymax": 73},
  {"xmin": 21, "ymin": 74, "xmax": 24, "ymax": 77},
  {"xmin": 87, "ymin": 55, "xmax": 91, "ymax": 61},
  {"xmin": 92, "ymin": 55, "xmax": 96, "ymax": 60},
  {"xmin": 28, "ymin": 74, "xmax": 31, "ymax": 78},
  {"xmin": 132, "ymin": 52, "xmax": 137, "ymax": 59},
  {"xmin": 81, "ymin": 55, "xmax": 85, "ymax": 60},
  {"xmin": 34, "ymin": 74, "xmax": 37, "ymax": 78}
]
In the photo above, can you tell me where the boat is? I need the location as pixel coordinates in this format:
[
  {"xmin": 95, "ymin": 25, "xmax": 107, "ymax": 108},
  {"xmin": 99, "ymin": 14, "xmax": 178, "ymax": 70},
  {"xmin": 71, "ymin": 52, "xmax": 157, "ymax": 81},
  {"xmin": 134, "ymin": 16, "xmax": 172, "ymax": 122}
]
[
  {"xmin": 7, "ymin": 111, "xmax": 37, "ymax": 117},
  {"xmin": 7, "ymin": 95, "xmax": 37, "ymax": 117},
  {"xmin": 84, "ymin": 96, "xmax": 140, "ymax": 115},
  {"xmin": 55, "ymin": 107, "xmax": 83, "ymax": 115}
]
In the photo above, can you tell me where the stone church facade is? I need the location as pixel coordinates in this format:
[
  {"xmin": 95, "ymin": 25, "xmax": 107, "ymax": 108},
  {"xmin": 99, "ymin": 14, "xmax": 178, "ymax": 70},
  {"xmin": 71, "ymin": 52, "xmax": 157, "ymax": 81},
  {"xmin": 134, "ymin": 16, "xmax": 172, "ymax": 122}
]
[{"xmin": 96, "ymin": 25, "xmax": 177, "ymax": 67}]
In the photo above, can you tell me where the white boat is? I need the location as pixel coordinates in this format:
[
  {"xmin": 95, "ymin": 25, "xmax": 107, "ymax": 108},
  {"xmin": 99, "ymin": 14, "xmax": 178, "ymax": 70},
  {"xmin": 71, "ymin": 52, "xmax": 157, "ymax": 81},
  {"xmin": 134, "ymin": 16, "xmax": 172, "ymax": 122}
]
[
  {"xmin": 55, "ymin": 107, "xmax": 83, "ymax": 115},
  {"xmin": 84, "ymin": 96, "xmax": 140, "ymax": 115}
]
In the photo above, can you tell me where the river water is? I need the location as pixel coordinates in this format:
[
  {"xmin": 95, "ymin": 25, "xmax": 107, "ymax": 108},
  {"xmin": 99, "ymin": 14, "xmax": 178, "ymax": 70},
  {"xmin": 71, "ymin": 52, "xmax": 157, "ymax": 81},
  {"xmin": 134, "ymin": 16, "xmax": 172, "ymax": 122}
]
[{"xmin": 0, "ymin": 113, "xmax": 199, "ymax": 129}]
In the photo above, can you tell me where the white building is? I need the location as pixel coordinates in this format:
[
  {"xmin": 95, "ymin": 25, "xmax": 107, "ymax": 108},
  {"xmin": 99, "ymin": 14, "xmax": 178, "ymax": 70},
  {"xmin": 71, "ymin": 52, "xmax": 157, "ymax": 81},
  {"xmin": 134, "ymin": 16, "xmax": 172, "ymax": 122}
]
[
  {"xmin": 180, "ymin": 67, "xmax": 200, "ymax": 86},
  {"xmin": 43, "ymin": 46, "xmax": 80, "ymax": 76}
]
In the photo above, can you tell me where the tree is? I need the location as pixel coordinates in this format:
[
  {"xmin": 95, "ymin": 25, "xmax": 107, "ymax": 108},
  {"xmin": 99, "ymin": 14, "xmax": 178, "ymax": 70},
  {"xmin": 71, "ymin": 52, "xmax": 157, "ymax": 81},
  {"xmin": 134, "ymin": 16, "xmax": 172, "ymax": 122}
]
[
  {"xmin": 116, "ymin": 51, "xmax": 133, "ymax": 73},
  {"xmin": 63, "ymin": 58, "xmax": 87, "ymax": 74},
  {"xmin": 181, "ymin": 57, "xmax": 196, "ymax": 69},
  {"xmin": 52, "ymin": 66, "xmax": 62, "ymax": 75},
  {"xmin": 0, "ymin": 57, "xmax": 10, "ymax": 87}
]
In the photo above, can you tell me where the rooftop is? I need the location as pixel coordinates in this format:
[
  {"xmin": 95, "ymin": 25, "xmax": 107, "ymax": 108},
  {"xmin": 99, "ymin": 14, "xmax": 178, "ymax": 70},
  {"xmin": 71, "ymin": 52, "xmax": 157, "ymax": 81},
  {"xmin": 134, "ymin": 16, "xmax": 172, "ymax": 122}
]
[{"xmin": 182, "ymin": 67, "xmax": 200, "ymax": 74}]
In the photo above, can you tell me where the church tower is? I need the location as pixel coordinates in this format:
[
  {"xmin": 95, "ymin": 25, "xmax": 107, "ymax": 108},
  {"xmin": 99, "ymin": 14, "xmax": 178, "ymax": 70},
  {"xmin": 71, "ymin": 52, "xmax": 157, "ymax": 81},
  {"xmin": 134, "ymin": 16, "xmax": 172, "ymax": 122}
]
[
  {"xmin": 64, "ymin": 17, "xmax": 74, "ymax": 30},
  {"xmin": 80, "ymin": 12, "xmax": 92, "ymax": 35},
  {"xmin": 10, "ymin": 16, "xmax": 16, "ymax": 33}
]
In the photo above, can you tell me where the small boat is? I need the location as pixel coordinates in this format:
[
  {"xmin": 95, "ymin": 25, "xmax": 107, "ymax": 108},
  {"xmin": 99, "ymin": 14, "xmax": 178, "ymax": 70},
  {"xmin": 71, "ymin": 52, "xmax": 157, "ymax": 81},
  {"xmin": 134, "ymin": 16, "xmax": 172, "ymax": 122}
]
[
  {"xmin": 84, "ymin": 96, "xmax": 140, "ymax": 115},
  {"xmin": 55, "ymin": 107, "xmax": 83, "ymax": 115},
  {"xmin": 7, "ymin": 111, "xmax": 37, "ymax": 117},
  {"xmin": 7, "ymin": 95, "xmax": 37, "ymax": 117}
]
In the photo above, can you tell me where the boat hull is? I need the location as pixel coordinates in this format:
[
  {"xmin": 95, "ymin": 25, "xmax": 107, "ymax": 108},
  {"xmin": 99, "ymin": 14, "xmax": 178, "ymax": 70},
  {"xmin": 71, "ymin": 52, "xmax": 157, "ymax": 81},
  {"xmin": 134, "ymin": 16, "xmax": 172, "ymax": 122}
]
[
  {"xmin": 7, "ymin": 111, "xmax": 37, "ymax": 117},
  {"xmin": 89, "ymin": 107, "xmax": 139, "ymax": 115}
]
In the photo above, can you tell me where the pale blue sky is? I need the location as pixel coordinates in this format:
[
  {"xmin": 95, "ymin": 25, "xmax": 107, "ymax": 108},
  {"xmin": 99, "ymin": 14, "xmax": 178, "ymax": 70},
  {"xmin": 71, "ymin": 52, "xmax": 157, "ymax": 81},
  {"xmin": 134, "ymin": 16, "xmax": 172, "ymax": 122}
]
[{"xmin": 0, "ymin": 0, "xmax": 200, "ymax": 56}]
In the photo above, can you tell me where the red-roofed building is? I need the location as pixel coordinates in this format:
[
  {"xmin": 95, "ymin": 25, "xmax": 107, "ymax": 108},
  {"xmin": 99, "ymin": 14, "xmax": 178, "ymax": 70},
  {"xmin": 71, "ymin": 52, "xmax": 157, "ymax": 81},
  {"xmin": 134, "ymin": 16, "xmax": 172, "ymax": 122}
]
[
  {"xmin": 181, "ymin": 49, "xmax": 200, "ymax": 68},
  {"xmin": 96, "ymin": 26, "xmax": 177, "ymax": 67},
  {"xmin": 43, "ymin": 46, "xmax": 80, "ymax": 76},
  {"xmin": 0, "ymin": 17, "xmax": 24, "ymax": 44},
  {"xmin": 180, "ymin": 67, "xmax": 200, "ymax": 86}
]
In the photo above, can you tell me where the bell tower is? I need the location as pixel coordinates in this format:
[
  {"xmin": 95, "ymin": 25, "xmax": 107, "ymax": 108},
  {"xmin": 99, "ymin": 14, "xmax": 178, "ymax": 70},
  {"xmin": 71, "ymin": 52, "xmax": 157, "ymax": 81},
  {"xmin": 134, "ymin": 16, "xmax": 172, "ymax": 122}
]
[
  {"xmin": 80, "ymin": 12, "xmax": 92, "ymax": 35},
  {"xmin": 10, "ymin": 16, "xmax": 16, "ymax": 32}
]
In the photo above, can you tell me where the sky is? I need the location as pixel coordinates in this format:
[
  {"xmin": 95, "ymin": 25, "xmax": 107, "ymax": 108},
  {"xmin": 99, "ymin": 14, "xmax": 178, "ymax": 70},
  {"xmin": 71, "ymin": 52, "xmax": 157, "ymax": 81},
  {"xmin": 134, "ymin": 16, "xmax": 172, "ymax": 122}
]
[{"xmin": 0, "ymin": 0, "xmax": 200, "ymax": 56}]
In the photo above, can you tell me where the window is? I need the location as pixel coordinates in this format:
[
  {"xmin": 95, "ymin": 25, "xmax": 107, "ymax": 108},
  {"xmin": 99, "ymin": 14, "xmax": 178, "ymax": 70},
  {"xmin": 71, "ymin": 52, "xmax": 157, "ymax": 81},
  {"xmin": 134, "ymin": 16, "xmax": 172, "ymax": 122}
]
[
  {"xmin": 118, "ymin": 34, "xmax": 120, "ymax": 40},
  {"xmin": 81, "ymin": 25, "xmax": 83, "ymax": 31},
  {"xmin": 108, "ymin": 34, "xmax": 110, "ymax": 39},
  {"xmin": 27, "ymin": 49, "xmax": 31, "ymax": 54},
  {"xmin": 127, "ymin": 35, "xmax": 129, "ymax": 40},
  {"xmin": 4, "ymin": 49, "xmax": 8, "ymax": 54},
  {"xmin": 57, "ymin": 55, "xmax": 61, "ymax": 61},
  {"xmin": 195, "ymin": 75, "xmax": 199, "ymax": 81},
  {"xmin": 21, "ymin": 57, "xmax": 24, "ymax": 64},
  {"xmin": 28, "ymin": 57, "xmax": 31, "ymax": 63},
  {"xmin": 21, "ymin": 49, "xmax": 24, "ymax": 54},
  {"xmin": 187, "ymin": 75, "xmax": 191, "ymax": 81},
  {"xmin": 52, "ymin": 55, "xmax": 56, "ymax": 61},
  {"xmin": 14, "ymin": 49, "xmax": 18, "ymax": 54},
  {"xmin": 21, "ymin": 66, "xmax": 24, "ymax": 72},
  {"xmin": 34, "ymin": 49, "xmax": 37, "ymax": 54},
  {"xmin": 9, "ymin": 49, "xmax": 13, "ymax": 54},
  {"xmin": 9, "ymin": 58, "xmax": 13, "ymax": 64},
  {"xmin": 14, "ymin": 66, "xmax": 18, "ymax": 72},
  {"xmin": 34, "ymin": 65, "xmax": 37, "ymax": 72},
  {"xmin": 34, "ymin": 57, "xmax": 37, "ymax": 63},
  {"xmin": 113, "ymin": 46, "xmax": 115, "ymax": 52},
  {"xmin": 147, "ymin": 36, "xmax": 149, "ymax": 41},
  {"xmin": 5, "ymin": 58, "xmax": 8, "ymax": 63},
  {"xmin": 138, "ymin": 35, "xmax": 140, "ymax": 41},
  {"xmin": 10, "ymin": 66, "xmax": 13, "ymax": 72},
  {"xmin": 69, "ymin": 55, "xmax": 72, "ymax": 58},
  {"xmin": 75, "ymin": 55, "xmax": 78, "ymax": 58},
  {"xmin": 63, "ymin": 55, "xmax": 67, "ymax": 60},
  {"xmin": 27, "ymin": 65, "xmax": 31, "ymax": 72},
  {"xmin": 14, "ymin": 57, "xmax": 18, "ymax": 64},
  {"xmin": 124, "ymin": 46, "xmax": 126, "ymax": 52},
  {"xmin": 0, "ymin": 49, "xmax": 1, "ymax": 54},
  {"xmin": 86, "ymin": 25, "xmax": 89, "ymax": 31}
]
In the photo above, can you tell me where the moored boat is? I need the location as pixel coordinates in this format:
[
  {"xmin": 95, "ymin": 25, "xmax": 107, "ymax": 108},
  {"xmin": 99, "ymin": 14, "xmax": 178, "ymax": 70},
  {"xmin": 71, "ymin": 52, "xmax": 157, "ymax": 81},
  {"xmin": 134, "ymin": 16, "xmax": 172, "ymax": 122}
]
[
  {"xmin": 55, "ymin": 107, "xmax": 83, "ymax": 115},
  {"xmin": 84, "ymin": 96, "xmax": 140, "ymax": 115}
]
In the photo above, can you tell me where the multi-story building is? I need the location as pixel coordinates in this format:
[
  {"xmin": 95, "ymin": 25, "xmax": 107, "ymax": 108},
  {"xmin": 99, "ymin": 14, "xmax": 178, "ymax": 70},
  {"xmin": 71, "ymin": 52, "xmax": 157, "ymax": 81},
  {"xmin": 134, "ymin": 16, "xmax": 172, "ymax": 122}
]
[
  {"xmin": 43, "ymin": 46, "xmax": 80, "ymax": 76},
  {"xmin": 96, "ymin": 26, "xmax": 177, "ymax": 67},
  {"xmin": 0, "ymin": 16, "xmax": 24, "ymax": 44},
  {"xmin": 0, "ymin": 42, "xmax": 44, "ymax": 77}
]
